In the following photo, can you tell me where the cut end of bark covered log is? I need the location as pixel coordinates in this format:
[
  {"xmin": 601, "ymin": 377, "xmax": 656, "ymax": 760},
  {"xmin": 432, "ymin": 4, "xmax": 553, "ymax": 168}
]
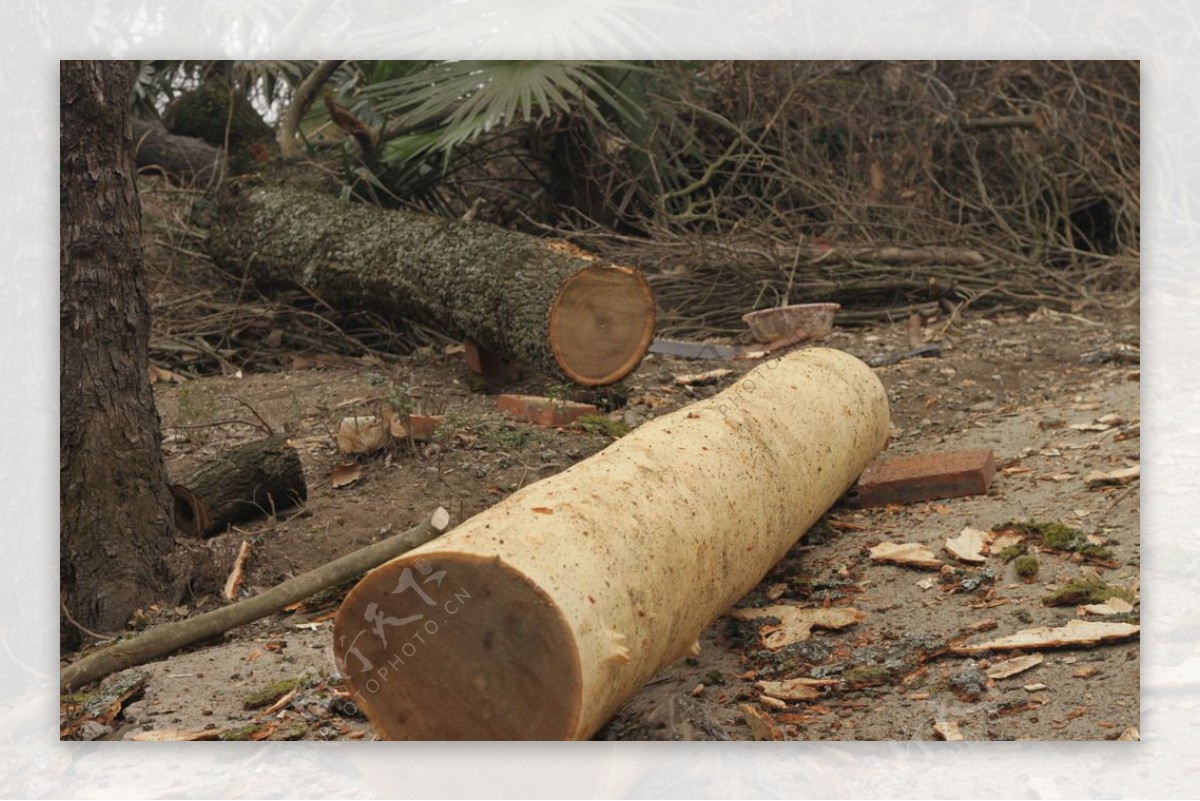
[{"xmin": 549, "ymin": 264, "xmax": 655, "ymax": 386}]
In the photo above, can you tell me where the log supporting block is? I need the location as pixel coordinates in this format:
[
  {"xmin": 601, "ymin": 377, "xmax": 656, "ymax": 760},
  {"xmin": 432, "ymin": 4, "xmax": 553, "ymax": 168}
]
[
  {"xmin": 855, "ymin": 448, "xmax": 995, "ymax": 507},
  {"xmin": 498, "ymin": 394, "xmax": 599, "ymax": 427},
  {"xmin": 464, "ymin": 342, "xmax": 523, "ymax": 383}
]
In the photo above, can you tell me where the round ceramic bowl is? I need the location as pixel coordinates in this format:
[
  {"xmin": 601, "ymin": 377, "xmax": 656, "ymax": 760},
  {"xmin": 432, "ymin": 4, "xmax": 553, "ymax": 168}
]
[{"xmin": 741, "ymin": 302, "xmax": 841, "ymax": 344}]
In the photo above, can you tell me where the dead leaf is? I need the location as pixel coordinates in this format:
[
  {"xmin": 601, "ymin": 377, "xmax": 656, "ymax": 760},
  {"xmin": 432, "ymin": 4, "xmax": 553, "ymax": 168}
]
[
  {"xmin": 330, "ymin": 462, "xmax": 363, "ymax": 489},
  {"xmin": 949, "ymin": 619, "xmax": 1140, "ymax": 655},
  {"xmin": 730, "ymin": 604, "xmax": 864, "ymax": 650},
  {"xmin": 148, "ymin": 365, "xmax": 186, "ymax": 384},
  {"xmin": 756, "ymin": 678, "xmax": 834, "ymax": 702},
  {"xmin": 869, "ymin": 541, "xmax": 943, "ymax": 570},
  {"xmin": 945, "ymin": 527, "xmax": 988, "ymax": 564},
  {"xmin": 739, "ymin": 703, "xmax": 780, "ymax": 741},
  {"xmin": 985, "ymin": 653, "xmax": 1044, "ymax": 679},
  {"xmin": 336, "ymin": 414, "xmax": 390, "ymax": 454}
]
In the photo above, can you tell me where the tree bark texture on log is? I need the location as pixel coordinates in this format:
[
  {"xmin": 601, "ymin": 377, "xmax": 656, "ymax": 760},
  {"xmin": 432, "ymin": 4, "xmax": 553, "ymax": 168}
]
[
  {"xmin": 131, "ymin": 118, "xmax": 225, "ymax": 185},
  {"xmin": 60, "ymin": 61, "xmax": 178, "ymax": 646},
  {"xmin": 207, "ymin": 186, "xmax": 656, "ymax": 386},
  {"xmin": 169, "ymin": 435, "xmax": 308, "ymax": 537},
  {"xmin": 333, "ymin": 348, "xmax": 891, "ymax": 740}
]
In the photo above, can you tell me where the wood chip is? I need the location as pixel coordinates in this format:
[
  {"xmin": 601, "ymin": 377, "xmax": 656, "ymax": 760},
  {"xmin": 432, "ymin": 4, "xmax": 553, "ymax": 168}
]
[
  {"xmin": 336, "ymin": 414, "xmax": 390, "ymax": 454},
  {"xmin": 759, "ymin": 694, "xmax": 788, "ymax": 710},
  {"xmin": 1023, "ymin": 683, "xmax": 1048, "ymax": 692},
  {"xmin": 1072, "ymin": 665, "xmax": 1099, "ymax": 679},
  {"xmin": 869, "ymin": 541, "xmax": 943, "ymax": 570},
  {"xmin": 329, "ymin": 461, "xmax": 364, "ymax": 489},
  {"xmin": 729, "ymin": 605, "xmax": 864, "ymax": 650},
  {"xmin": 945, "ymin": 526, "xmax": 988, "ymax": 564},
  {"xmin": 1118, "ymin": 726, "xmax": 1140, "ymax": 741},
  {"xmin": 985, "ymin": 653, "xmax": 1044, "ymax": 679},
  {"xmin": 933, "ymin": 720, "xmax": 964, "ymax": 741},
  {"xmin": 949, "ymin": 619, "xmax": 1140, "ymax": 655},
  {"xmin": 740, "ymin": 703, "xmax": 781, "ymax": 741},
  {"xmin": 129, "ymin": 728, "xmax": 227, "ymax": 741},
  {"xmin": 987, "ymin": 532, "xmax": 1024, "ymax": 555},
  {"xmin": 222, "ymin": 540, "xmax": 252, "ymax": 602},
  {"xmin": 1084, "ymin": 465, "xmax": 1140, "ymax": 487},
  {"xmin": 674, "ymin": 368, "xmax": 734, "ymax": 386},
  {"xmin": 755, "ymin": 678, "xmax": 832, "ymax": 702},
  {"xmin": 1080, "ymin": 597, "xmax": 1134, "ymax": 616}
]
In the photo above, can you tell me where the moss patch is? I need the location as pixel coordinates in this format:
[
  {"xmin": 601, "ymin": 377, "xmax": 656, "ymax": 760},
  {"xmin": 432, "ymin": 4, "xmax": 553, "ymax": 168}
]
[
  {"xmin": 843, "ymin": 665, "xmax": 893, "ymax": 686},
  {"xmin": 1013, "ymin": 555, "xmax": 1040, "ymax": 578},
  {"xmin": 1001, "ymin": 520, "xmax": 1114, "ymax": 561},
  {"xmin": 1042, "ymin": 578, "xmax": 1135, "ymax": 607},
  {"xmin": 573, "ymin": 414, "xmax": 631, "ymax": 438}
]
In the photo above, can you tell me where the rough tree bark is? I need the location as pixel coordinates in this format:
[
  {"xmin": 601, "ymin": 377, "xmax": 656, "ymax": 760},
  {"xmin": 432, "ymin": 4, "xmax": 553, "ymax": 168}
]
[
  {"xmin": 207, "ymin": 186, "xmax": 656, "ymax": 386},
  {"xmin": 60, "ymin": 60, "xmax": 177, "ymax": 649}
]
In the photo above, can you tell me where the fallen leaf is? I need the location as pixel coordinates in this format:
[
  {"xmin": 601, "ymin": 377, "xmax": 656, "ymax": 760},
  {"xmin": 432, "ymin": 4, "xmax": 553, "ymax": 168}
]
[
  {"xmin": 330, "ymin": 462, "xmax": 363, "ymax": 489},
  {"xmin": 336, "ymin": 414, "xmax": 390, "ymax": 455},
  {"xmin": 945, "ymin": 527, "xmax": 988, "ymax": 564},
  {"xmin": 869, "ymin": 541, "xmax": 943, "ymax": 570},
  {"xmin": 729, "ymin": 605, "xmax": 864, "ymax": 650},
  {"xmin": 739, "ymin": 703, "xmax": 780, "ymax": 741},
  {"xmin": 949, "ymin": 619, "xmax": 1140, "ymax": 655},
  {"xmin": 756, "ymin": 678, "xmax": 834, "ymax": 702},
  {"xmin": 985, "ymin": 653, "xmax": 1044, "ymax": 679}
]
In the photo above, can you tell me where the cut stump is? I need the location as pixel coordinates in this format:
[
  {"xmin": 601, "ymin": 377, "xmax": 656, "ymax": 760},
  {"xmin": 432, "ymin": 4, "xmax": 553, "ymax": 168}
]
[{"xmin": 333, "ymin": 348, "xmax": 890, "ymax": 740}]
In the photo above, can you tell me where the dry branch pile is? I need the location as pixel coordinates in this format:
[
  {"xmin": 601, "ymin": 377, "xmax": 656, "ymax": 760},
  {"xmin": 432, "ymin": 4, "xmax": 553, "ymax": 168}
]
[{"xmin": 557, "ymin": 61, "xmax": 1139, "ymax": 337}]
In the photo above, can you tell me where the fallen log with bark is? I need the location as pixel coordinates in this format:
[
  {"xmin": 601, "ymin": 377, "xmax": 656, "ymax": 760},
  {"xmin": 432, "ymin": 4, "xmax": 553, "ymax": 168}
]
[
  {"xmin": 333, "ymin": 347, "xmax": 891, "ymax": 740},
  {"xmin": 131, "ymin": 118, "xmax": 225, "ymax": 185},
  {"xmin": 169, "ymin": 434, "xmax": 307, "ymax": 537},
  {"xmin": 207, "ymin": 186, "xmax": 656, "ymax": 386}
]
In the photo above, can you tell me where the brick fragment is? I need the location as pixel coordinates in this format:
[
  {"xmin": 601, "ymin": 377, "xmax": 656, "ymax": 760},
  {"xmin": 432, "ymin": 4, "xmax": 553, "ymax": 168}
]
[
  {"xmin": 498, "ymin": 394, "xmax": 598, "ymax": 427},
  {"xmin": 855, "ymin": 449, "xmax": 995, "ymax": 507}
]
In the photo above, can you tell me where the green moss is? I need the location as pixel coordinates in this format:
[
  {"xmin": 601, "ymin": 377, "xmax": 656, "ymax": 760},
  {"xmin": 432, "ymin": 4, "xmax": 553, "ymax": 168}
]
[
  {"xmin": 843, "ymin": 665, "xmax": 893, "ymax": 686},
  {"xmin": 1013, "ymin": 555, "xmax": 1040, "ymax": 578},
  {"xmin": 573, "ymin": 414, "xmax": 631, "ymax": 438},
  {"xmin": 996, "ymin": 545, "xmax": 1026, "ymax": 563},
  {"xmin": 219, "ymin": 724, "xmax": 266, "ymax": 741},
  {"xmin": 1042, "ymin": 578, "xmax": 1135, "ymax": 607},
  {"xmin": 241, "ymin": 678, "xmax": 301, "ymax": 710},
  {"xmin": 704, "ymin": 670, "xmax": 727, "ymax": 686},
  {"xmin": 1003, "ymin": 520, "xmax": 1114, "ymax": 561}
]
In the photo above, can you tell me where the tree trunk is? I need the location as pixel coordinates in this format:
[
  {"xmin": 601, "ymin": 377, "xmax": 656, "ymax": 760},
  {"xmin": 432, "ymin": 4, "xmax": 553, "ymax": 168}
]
[
  {"xmin": 60, "ymin": 61, "xmax": 177, "ymax": 649},
  {"xmin": 207, "ymin": 186, "xmax": 656, "ymax": 386},
  {"xmin": 131, "ymin": 118, "xmax": 225, "ymax": 185},
  {"xmin": 333, "ymin": 348, "xmax": 891, "ymax": 740}
]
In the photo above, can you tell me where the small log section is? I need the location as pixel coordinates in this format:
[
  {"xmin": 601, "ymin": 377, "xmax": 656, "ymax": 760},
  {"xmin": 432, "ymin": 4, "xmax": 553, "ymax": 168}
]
[
  {"xmin": 207, "ymin": 187, "xmax": 656, "ymax": 386},
  {"xmin": 131, "ymin": 119, "xmax": 225, "ymax": 184},
  {"xmin": 169, "ymin": 435, "xmax": 307, "ymax": 538},
  {"xmin": 333, "ymin": 348, "xmax": 891, "ymax": 740}
]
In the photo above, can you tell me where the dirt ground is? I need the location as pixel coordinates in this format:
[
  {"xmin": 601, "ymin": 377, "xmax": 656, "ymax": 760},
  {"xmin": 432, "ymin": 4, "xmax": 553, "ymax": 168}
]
[{"xmin": 61, "ymin": 207, "xmax": 1140, "ymax": 742}]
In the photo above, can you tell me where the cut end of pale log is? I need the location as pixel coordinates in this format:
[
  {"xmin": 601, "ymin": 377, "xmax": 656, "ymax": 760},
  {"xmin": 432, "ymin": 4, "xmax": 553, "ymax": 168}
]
[
  {"xmin": 548, "ymin": 264, "xmax": 655, "ymax": 386},
  {"xmin": 334, "ymin": 553, "xmax": 582, "ymax": 740}
]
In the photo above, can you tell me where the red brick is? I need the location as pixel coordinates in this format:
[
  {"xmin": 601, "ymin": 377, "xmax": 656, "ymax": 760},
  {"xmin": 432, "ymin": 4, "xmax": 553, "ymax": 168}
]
[
  {"xmin": 855, "ymin": 449, "xmax": 996, "ymax": 507},
  {"xmin": 497, "ymin": 394, "xmax": 598, "ymax": 427}
]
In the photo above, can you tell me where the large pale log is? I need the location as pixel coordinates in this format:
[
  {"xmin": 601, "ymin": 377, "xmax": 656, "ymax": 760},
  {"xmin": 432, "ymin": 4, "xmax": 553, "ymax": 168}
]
[
  {"xmin": 207, "ymin": 186, "xmax": 655, "ymax": 386},
  {"xmin": 333, "ymin": 348, "xmax": 890, "ymax": 740}
]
